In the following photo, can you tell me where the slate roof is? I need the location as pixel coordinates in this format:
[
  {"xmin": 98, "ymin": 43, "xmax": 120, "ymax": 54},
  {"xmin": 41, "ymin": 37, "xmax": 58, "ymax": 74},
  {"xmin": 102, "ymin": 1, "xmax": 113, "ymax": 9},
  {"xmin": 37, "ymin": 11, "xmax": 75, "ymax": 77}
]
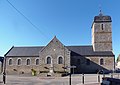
[
  {"xmin": 94, "ymin": 13, "xmax": 112, "ymax": 23},
  {"xmin": 5, "ymin": 45, "xmax": 114, "ymax": 57},
  {"xmin": 94, "ymin": 16, "xmax": 112, "ymax": 22},
  {"xmin": 0, "ymin": 56, "xmax": 4, "ymax": 62},
  {"xmin": 67, "ymin": 46, "xmax": 114, "ymax": 56},
  {"xmin": 5, "ymin": 46, "xmax": 44, "ymax": 57}
]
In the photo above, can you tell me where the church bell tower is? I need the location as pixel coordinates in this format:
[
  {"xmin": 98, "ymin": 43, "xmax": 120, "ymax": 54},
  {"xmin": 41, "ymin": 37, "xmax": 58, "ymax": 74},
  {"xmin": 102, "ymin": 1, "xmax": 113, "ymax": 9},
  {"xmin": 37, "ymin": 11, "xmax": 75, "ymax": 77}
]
[{"xmin": 92, "ymin": 11, "xmax": 112, "ymax": 51}]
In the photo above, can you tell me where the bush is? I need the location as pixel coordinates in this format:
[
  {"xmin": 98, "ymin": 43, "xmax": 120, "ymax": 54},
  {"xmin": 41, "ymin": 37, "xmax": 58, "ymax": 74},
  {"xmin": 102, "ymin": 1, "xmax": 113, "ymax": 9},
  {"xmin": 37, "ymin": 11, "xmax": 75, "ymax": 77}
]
[
  {"xmin": 40, "ymin": 71, "xmax": 49, "ymax": 73},
  {"xmin": 61, "ymin": 72, "xmax": 69, "ymax": 77},
  {"xmin": 54, "ymin": 71, "xmax": 65, "ymax": 73},
  {"xmin": 31, "ymin": 69, "xmax": 36, "ymax": 76},
  {"xmin": 61, "ymin": 73, "xmax": 69, "ymax": 77}
]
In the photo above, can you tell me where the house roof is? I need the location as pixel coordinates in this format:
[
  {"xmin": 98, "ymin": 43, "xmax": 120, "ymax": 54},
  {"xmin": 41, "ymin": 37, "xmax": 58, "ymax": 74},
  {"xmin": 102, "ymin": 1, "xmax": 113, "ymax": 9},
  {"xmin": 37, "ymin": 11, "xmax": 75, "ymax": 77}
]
[
  {"xmin": 0, "ymin": 56, "xmax": 4, "ymax": 62},
  {"xmin": 66, "ymin": 46, "xmax": 114, "ymax": 56},
  {"xmin": 5, "ymin": 45, "xmax": 114, "ymax": 57},
  {"xmin": 94, "ymin": 15, "xmax": 112, "ymax": 23},
  {"xmin": 5, "ymin": 46, "xmax": 44, "ymax": 57}
]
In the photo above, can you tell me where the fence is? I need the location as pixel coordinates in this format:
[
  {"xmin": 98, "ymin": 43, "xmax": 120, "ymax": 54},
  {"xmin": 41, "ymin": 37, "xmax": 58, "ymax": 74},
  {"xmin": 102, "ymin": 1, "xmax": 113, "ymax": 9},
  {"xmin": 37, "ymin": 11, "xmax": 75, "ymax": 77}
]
[
  {"xmin": 0, "ymin": 73, "xmax": 3, "ymax": 83},
  {"xmin": 69, "ymin": 73, "xmax": 120, "ymax": 85},
  {"xmin": 69, "ymin": 74, "xmax": 101, "ymax": 85},
  {"xmin": 0, "ymin": 73, "xmax": 120, "ymax": 85}
]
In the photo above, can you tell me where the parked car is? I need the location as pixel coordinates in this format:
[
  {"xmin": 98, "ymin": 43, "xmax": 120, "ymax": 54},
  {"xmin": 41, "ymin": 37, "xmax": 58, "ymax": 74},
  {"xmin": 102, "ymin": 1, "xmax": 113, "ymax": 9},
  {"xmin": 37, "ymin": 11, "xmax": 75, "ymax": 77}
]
[
  {"xmin": 101, "ymin": 77, "xmax": 120, "ymax": 85},
  {"xmin": 101, "ymin": 77, "xmax": 110, "ymax": 85},
  {"xmin": 114, "ymin": 69, "xmax": 120, "ymax": 73},
  {"xmin": 98, "ymin": 70, "xmax": 112, "ymax": 74}
]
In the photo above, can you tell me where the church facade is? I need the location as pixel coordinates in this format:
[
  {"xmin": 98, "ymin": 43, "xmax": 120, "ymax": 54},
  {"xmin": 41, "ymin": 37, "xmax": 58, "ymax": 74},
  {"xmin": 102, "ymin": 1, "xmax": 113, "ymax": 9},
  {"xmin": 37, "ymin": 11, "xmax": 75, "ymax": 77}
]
[{"xmin": 4, "ymin": 13, "xmax": 115, "ymax": 77}]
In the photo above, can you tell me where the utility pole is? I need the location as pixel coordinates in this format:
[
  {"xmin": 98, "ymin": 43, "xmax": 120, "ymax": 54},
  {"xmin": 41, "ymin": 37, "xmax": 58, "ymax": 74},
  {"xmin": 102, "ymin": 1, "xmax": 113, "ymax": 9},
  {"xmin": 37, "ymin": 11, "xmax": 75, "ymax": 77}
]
[{"xmin": 3, "ymin": 57, "xmax": 6, "ymax": 84}]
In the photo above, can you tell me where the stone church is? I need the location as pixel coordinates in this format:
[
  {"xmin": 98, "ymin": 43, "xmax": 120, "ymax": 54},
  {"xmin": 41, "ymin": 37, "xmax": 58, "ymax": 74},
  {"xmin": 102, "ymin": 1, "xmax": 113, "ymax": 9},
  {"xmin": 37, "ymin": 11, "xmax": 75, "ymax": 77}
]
[{"xmin": 4, "ymin": 12, "xmax": 115, "ymax": 77}]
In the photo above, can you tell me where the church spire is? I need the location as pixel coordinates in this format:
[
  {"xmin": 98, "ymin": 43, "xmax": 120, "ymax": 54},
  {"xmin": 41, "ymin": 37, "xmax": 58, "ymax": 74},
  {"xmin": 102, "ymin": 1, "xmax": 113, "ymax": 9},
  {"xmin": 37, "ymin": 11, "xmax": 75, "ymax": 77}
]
[{"xmin": 99, "ymin": 5, "xmax": 103, "ymax": 16}]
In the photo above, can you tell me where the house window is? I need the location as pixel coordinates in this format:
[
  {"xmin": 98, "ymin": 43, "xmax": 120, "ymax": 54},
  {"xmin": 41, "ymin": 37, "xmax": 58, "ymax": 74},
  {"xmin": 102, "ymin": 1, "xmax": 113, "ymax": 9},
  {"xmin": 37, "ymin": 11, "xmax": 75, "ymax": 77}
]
[
  {"xmin": 77, "ymin": 59, "xmax": 80, "ymax": 65},
  {"xmin": 47, "ymin": 57, "xmax": 51, "ymax": 64},
  {"xmin": 86, "ymin": 59, "xmax": 90, "ymax": 65},
  {"xmin": 26, "ymin": 59, "xmax": 30, "ymax": 65},
  {"xmin": 58, "ymin": 57, "xmax": 63, "ymax": 64},
  {"xmin": 9, "ymin": 59, "xmax": 12, "ymax": 65},
  {"xmin": 17, "ymin": 59, "xmax": 22, "ymax": 65},
  {"xmin": 36, "ymin": 59, "xmax": 39, "ymax": 65},
  {"xmin": 100, "ymin": 58, "xmax": 104, "ymax": 65}
]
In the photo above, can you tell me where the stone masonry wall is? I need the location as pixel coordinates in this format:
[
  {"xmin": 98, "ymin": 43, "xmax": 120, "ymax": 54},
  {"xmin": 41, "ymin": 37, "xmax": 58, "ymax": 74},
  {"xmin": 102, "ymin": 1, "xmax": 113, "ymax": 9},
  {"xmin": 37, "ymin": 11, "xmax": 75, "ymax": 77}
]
[
  {"xmin": 71, "ymin": 55, "xmax": 114, "ymax": 73},
  {"xmin": 6, "ymin": 57, "xmax": 40, "ymax": 75},
  {"xmin": 39, "ymin": 37, "xmax": 70, "ymax": 76},
  {"xmin": 0, "ymin": 62, "xmax": 2, "ymax": 73},
  {"xmin": 80, "ymin": 56, "xmax": 114, "ymax": 73},
  {"xmin": 92, "ymin": 22, "xmax": 112, "ymax": 51}
]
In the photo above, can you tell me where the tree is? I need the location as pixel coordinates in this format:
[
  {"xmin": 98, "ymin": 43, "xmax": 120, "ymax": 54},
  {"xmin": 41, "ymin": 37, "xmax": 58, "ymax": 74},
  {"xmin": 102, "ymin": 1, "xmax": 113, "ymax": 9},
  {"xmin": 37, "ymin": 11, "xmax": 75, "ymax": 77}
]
[{"xmin": 116, "ymin": 54, "xmax": 120, "ymax": 63}]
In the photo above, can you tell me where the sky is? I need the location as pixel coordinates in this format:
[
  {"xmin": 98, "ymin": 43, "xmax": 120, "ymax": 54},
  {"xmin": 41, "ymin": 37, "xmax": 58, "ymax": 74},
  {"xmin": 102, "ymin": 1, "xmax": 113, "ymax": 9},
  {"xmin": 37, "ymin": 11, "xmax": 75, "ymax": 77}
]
[{"xmin": 0, "ymin": 0, "xmax": 120, "ymax": 60}]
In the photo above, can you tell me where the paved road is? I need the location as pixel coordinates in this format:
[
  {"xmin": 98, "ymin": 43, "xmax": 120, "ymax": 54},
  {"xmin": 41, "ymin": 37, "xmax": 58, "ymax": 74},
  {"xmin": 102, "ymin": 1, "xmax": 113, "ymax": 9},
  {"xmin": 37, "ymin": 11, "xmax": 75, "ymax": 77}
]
[{"xmin": 0, "ymin": 74, "xmax": 102, "ymax": 85}]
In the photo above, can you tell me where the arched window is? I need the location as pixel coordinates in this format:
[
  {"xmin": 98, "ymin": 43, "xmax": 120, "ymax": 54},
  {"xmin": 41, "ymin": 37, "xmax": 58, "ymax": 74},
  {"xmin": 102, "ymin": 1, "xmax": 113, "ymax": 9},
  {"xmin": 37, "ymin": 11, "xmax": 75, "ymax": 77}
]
[
  {"xmin": 36, "ymin": 59, "xmax": 39, "ymax": 65},
  {"xmin": 9, "ymin": 59, "xmax": 12, "ymax": 65},
  {"xmin": 100, "ymin": 58, "xmax": 104, "ymax": 65},
  {"xmin": 26, "ymin": 59, "xmax": 30, "ymax": 65},
  {"xmin": 86, "ymin": 59, "xmax": 90, "ymax": 65},
  {"xmin": 17, "ymin": 59, "xmax": 22, "ymax": 65},
  {"xmin": 58, "ymin": 57, "xmax": 63, "ymax": 64},
  {"xmin": 47, "ymin": 57, "xmax": 51, "ymax": 64}
]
